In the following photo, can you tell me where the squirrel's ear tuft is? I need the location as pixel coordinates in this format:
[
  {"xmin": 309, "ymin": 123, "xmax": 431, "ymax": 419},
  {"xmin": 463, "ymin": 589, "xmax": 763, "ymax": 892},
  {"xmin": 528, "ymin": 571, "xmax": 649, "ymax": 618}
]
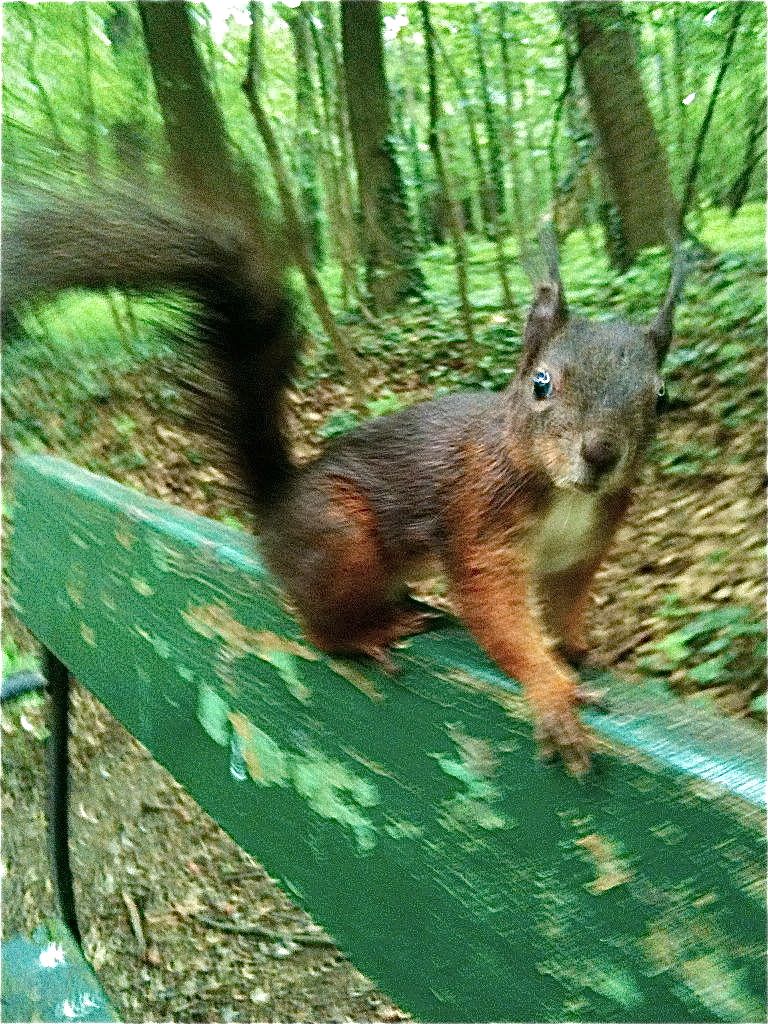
[
  {"xmin": 647, "ymin": 244, "xmax": 692, "ymax": 364},
  {"xmin": 522, "ymin": 278, "xmax": 568, "ymax": 366},
  {"xmin": 521, "ymin": 218, "xmax": 568, "ymax": 367}
]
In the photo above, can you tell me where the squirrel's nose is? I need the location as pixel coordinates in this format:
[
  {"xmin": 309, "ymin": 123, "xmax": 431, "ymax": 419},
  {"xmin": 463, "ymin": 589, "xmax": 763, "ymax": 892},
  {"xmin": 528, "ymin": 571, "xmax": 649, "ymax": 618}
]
[{"xmin": 581, "ymin": 433, "xmax": 619, "ymax": 475}]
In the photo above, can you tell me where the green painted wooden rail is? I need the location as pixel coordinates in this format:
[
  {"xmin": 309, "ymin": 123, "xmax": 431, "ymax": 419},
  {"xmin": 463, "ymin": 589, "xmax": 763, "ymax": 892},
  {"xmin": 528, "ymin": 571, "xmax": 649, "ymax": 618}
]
[{"xmin": 8, "ymin": 454, "xmax": 766, "ymax": 1023}]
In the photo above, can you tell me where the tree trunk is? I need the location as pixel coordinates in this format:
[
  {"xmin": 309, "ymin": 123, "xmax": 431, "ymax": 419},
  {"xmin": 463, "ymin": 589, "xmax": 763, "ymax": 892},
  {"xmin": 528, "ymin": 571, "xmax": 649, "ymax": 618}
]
[
  {"xmin": 495, "ymin": 3, "xmax": 530, "ymax": 256},
  {"xmin": 243, "ymin": 4, "xmax": 365, "ymax": 398},
  {"xmin": 469, "ymin": 4, "xmax": 506, "ymax": 225},
  {"xmin": 79, "ymin": 6, "xmax": 100, "ymax": 176},
  {"xmin": 570, "ymin": 2, "xmax": 679, "ymax": 264},
  {"xmin": 340, "ymin": 0, "xmax": 424, "ymax": 312},
  {"xmin": 726, "ymin": 92, "xmax": 766, "ymax": 216},
  {"xmin": 104, "ymin": 3, "xmax": 150, "ymax": 172},
  {"xmin": 285, "ymin": 8, "xmax": 325, "ymax": 266},
  {"xmin": 671, "ymin": 8, "xmax": 687, "ymax": 191},
  {"xmin": 391, "ymin": 77, "xmax": 431, "ymax": 248},
  {"xmin": 311, "ymin": 3, "xmax": 369, "ymax": 311},
  {"xmin": 306, "ymin": 6, "xmax": 357, "ymax": 305},
  {"xmin": 18, "ymin": 5, "xmax": 71, "ymax": 155},
  {"xmin": 678, "ymin": 3, "xmax": 746, "ymax": 230},
  {"xmin": 652, "ymin": 28, "xmax": 671, "ymax": 153},
  {"xmin": 432, "ymin": 29, "xmax": 490, "ymax": 236},
  {"xmin": 83, "ymin": 5, "xmax": 137, "ymax": 346},
  {"xmin": 137, "ymin": 1, "xmax": 246, "ymax": 213},
  {"xmin": 419, "ymin": 1, "xmax": 476, "ymax": 352}
]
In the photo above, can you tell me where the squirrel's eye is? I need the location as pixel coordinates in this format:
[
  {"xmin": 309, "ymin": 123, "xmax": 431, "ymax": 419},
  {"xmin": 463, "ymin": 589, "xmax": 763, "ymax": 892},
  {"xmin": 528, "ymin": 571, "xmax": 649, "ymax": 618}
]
[
  {"xmin": 656, "ymin": 381, "xmax": 668, "ymax": 414},
  {"xmin": 532, "ymin": 369, "xmax": 552, "ymax": 399}
]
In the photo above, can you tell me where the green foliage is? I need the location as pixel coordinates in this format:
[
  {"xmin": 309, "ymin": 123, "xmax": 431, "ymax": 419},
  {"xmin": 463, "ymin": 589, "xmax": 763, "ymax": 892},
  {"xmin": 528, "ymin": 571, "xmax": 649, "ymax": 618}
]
[
  {"xmin": 637, "ymin": 598, "xmax": 765, "ymax": 697},
  {"xmin": 319, "ymin": 390, "xmax": 408, "ymax": 439},
  {"xmin": 2, "ymin": 634, "xmax": 38, "ymax": 678}
]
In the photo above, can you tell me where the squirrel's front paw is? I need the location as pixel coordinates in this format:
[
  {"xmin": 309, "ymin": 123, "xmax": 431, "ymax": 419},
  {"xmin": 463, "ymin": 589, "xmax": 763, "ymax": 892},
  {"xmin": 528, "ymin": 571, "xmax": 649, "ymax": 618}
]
[{"xmin": 531, "ymin": 684, "xmax": 595, "ymax": 777}]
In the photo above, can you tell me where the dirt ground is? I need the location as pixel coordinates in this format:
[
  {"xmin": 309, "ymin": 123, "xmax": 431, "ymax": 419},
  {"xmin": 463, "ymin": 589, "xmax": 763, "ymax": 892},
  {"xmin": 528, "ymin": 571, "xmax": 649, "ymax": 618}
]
[{"xmin": 2, "ymin": 294, "xmax": 765, "ymax": 1021}]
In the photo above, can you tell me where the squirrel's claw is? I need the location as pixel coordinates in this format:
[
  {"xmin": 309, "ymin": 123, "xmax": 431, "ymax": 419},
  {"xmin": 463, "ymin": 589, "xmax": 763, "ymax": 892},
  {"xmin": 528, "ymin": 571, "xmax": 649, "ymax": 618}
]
[
  {"xmin": 534, "ymin": 705, "xmax": 594, "ymax": 778},
  {"xmin": 574, "ymin": 683, "xmax": 611, "ymax": 713}
]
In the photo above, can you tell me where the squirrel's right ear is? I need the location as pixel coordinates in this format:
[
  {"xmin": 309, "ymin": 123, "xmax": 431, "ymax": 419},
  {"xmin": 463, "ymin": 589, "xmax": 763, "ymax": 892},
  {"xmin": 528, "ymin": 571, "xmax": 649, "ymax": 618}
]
[
  {"xmin": 522, "ymin": 279, "xmax": 568, "ymax": 368},
  {"xmin": 647, "ymin": 244, "xmax": 692, "ymax": 364},
  {"xmin": 521, "ymin": 219, "xmax": 568, "ymax": 368}
]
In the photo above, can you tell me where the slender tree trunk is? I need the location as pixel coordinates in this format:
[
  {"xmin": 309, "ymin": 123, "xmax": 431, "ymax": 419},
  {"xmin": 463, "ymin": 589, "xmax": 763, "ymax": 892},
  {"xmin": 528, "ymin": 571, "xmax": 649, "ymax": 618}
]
[
  {"xmin": 450, "ymin": 8, "xmax": 515, "ymax": 309},
  {"xmin": 391, "ymin": 78, "xmax": 430, "ymax": 248},
  {"xmin": 79, "ymin": 6, "xmax": 99, "ymax": 176},
  {"xmin": 18, "ymin": 5, "xmax": 71, "ymax": 154},
  {"xmin": 243, "ymin": 5, "xmax": 364, "ymax": 398},
  {"xmin": 81, "ymin": 5, "xmax": 139, "ymax": 346},
  {"xmin": 310, "ymin": 5, "xmax": 369, "ymax": 312},
  {"xmin": 432, "ymin": 30, "xmax": 490, "ymax": 236},
  {"xmin": 678, "ymin": 3, "xmax": 746, "ymax": 230},
  {"xmin": 548, "ymin": 39, "xmax": 577, "ymax": 206},
  {"xmin": 653, "ymin": 27, "xmax": 671, "ymax": 152},
  {"xmin": 306, "ymin": 7, "xmax": 357, "ymax": 306},
  {"xmin": 104, "ymin": 3, "xmax": 150, "ymax": 172},
  {"xmin": 495, "ymin": 3, "xmax": 530, "ymax": 257},
  {"xmin": 522, "ymin": 75, "xmax": 544, "ymax": 222},
  {"xmin": 469, "ymin": 4, "xmax": 505, "ymax": 224},
  {"xmin": 569, "ymin": 2, "xmax": 679, "ymax": 265},
  {"xmin": 726, "ymin": 92, "xmax": 767, "ymax": 216},
  {"xmin": 285, "ymin": 8, "xmax": 325, "ymax": 266},
  {"xmin": 671, "ymin": 8, "xmax": 687, "ymax": 192},
  {"xmin": 315, "ymin": 3, "xmax": 358, "ymax": 240},
  {"xmin": 340, "ymin": 0, "xmax": 425, "ymax": 312},
  {"xmin": 419, "ymin": 1, "xmax": 476, "ymax": 351}
]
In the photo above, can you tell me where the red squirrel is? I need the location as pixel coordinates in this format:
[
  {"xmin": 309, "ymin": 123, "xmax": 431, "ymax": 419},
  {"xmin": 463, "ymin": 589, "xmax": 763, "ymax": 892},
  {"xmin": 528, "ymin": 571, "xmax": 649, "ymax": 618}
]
[{"xmin": 4, "ymin": 184, "xmax": 689, "ymax": 775}]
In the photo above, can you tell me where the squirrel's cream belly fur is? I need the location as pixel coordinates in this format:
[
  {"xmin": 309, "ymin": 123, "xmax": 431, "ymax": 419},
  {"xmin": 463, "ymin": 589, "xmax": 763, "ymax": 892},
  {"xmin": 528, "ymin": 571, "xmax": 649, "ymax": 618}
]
[{"xmin": 532, "ymin": 491, "xmax": 600, "ymax": 576}]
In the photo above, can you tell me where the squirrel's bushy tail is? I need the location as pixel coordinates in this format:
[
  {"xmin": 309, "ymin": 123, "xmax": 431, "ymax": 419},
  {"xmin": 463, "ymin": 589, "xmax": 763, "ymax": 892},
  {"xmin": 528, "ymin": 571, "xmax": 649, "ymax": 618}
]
[{"xmin": 2, "ymin": 182, "xmax": 298, "ymax": 513}]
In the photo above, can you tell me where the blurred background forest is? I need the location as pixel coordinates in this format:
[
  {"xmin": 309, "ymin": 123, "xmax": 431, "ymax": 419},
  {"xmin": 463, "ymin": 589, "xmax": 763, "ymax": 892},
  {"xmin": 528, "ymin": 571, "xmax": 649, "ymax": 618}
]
[{"xmin": 2, "ymin": 3, "xmax": 766, "ymax": 1019}]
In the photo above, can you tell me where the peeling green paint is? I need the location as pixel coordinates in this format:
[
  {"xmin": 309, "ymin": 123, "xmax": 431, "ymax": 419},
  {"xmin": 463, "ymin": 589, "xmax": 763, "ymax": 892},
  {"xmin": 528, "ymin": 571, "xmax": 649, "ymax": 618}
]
[
  {"xmin": 678, "ymin": 955, "xmax": 764, "ymax": 1021},
  {"xmin": 433, "ymin": 725, "xmax": 506, "ymax": 832},
  {"xmin": 147, "ymin": 535, "xmax": 173, "ymax": 572},
  {"xmin": 225, "ymin": 707, "xmax": 380, "ymax": 852},
  {"xmin": 383, "ymin": 817, "xmax": 424, "ymax": 840},
  {"xmin": 587, "ymin": 963, "xmax": 643, "ymax": 1010},
  {"xmin": 574, "ymin": 833, "xmax": 634, "ymax": 894},
  {"xmin": 229, "ymin": 713, "xmax": 288, "ymax": 785},
  {"xmin": 134, "ymin": 626, "xmax": 170, "ymax": 660},
  {"xmin": 130, "ymin": 576, "xmax": 155, "ymax": 597},
  {"xmin": 292, "ymin": 751, "xmax": 380, "ymax": 852},
  {"xmin": 644, "ymin": 924, "xmax": 764, "ymax": 1021},
  {"xmin": 65, "ymin": 564, "xmax": 86, "ymax": 608},
  {"xmin": 197, "ymin": 682, "xmax": 229, "ymax": 746},
  {"xmin": 182, "ymin": 602, "xmax": 380, "ymax": 700},
  {"xmin": 79, "ymin": 623, "xmax": 96, "ymax": 647},
  {"xmin": 259, "ymin": 649, "xmax": 311, "ymax": 703}
]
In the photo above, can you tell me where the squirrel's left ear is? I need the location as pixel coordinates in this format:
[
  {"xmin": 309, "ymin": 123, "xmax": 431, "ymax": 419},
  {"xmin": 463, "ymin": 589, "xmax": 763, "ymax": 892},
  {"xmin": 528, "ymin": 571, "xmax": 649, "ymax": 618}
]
[
  {"xmin": 521, "ymin": 219, "xmax": 568, "ymax": 368},
  {"xmin": 647, "ymin": 245, "xmax": 692, "ymax": 364}
]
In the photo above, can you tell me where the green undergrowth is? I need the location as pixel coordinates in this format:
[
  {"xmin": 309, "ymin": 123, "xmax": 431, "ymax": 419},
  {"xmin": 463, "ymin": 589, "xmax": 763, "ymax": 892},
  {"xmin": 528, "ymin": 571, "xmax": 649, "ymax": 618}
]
[{"xmin": 635, "ymin": 595, "xmax": 765, "ymax": 716}]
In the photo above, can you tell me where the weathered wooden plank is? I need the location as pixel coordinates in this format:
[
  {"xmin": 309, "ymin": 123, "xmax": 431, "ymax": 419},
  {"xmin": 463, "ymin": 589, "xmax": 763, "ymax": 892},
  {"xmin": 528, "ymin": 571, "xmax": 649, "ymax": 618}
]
[{"xmin": 9, "ymin": 454, "xmax": 766, "ymax": 1023}]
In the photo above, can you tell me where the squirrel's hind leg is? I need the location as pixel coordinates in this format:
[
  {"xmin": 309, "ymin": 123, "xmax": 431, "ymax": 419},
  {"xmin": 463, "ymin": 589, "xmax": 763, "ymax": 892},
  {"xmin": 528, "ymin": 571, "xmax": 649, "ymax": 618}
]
[{"xmin": 274, "ymin": 475, "xmax": 432, "ymax": 669}]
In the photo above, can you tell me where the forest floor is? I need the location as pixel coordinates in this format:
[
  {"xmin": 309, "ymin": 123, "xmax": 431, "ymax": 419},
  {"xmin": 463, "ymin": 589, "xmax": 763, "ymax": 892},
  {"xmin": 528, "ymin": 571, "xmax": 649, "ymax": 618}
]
[{"xmin": 2, "ymin": 205, "xmax": 765, "ymax": 1022}]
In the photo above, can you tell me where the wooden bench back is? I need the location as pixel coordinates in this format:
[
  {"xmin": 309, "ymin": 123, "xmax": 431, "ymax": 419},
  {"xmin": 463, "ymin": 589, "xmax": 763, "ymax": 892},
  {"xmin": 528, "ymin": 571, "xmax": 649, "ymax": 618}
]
[{"xmin": 9, "ymin": 454, "xmax": 766, "ymax": 1022}]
